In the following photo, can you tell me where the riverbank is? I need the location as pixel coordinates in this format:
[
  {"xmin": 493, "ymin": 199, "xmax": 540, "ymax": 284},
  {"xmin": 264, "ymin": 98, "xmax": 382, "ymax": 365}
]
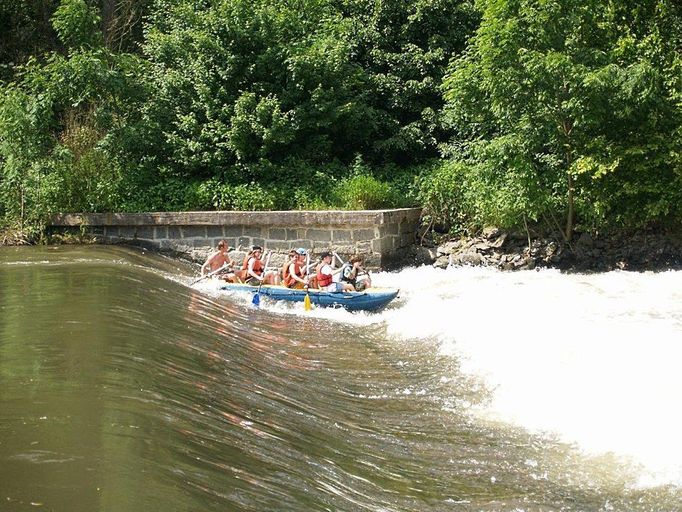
[
  {"xmin": 7, "ymin": 223, "xmax": 682, "ymax": 273},
  {"xmin": 423, "ymin": 228, "xmax": 682, "ymax": 272}
]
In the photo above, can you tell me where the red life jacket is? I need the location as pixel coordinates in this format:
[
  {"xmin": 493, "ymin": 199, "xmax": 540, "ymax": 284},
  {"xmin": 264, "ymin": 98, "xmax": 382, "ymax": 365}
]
[
  {"xmin": 284, "ymin": 261, "xmax": 304, "ymax": 288},
  {"xmin": 316, "ymin": 264, "xmax": 333, "ymax": 288}
]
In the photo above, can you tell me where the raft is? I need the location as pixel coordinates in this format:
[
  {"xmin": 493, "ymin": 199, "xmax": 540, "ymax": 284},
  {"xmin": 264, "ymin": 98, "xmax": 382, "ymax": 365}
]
[{"xmin": 217, "ymin": 282, "xmax": 399, "ymax": 312}]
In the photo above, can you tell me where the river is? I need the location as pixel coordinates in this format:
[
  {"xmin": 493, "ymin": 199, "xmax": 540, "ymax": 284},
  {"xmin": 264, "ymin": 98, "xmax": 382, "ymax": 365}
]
[{"xmin": 1, "ymin": 245, "xmax": 680, "ymax": 511}]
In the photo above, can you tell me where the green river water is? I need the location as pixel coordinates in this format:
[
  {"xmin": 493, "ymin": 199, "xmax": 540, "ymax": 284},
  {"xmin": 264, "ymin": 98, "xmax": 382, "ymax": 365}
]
[{"xmin": 1, "ymin": 246, "xmax": 680, "ymax": 511}]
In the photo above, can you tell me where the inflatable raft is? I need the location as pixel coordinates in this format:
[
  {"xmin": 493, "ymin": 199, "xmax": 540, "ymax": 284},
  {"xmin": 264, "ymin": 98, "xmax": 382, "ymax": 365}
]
[{"xmin": 217, "ymin": 282, "xmax": 399, "ymax": 312}]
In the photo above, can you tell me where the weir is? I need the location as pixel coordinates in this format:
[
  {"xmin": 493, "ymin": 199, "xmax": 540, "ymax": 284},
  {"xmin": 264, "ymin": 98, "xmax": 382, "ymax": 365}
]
[{"xmin": 49, "ymin": 208, "xmax": 422, "ymax": 268}]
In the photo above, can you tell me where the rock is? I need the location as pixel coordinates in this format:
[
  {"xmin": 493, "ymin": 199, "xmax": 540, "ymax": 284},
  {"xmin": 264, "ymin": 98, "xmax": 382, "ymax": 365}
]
[
  {"xmin": 434, "ymin": 255, "xmax": 450, "ymax": 269},
  {"xmin": 437, "ymin": 240, "xmax": 462, "ymax": 255},
  {"xmin": 410, "ymin": 246, "xmax": 437, "ymax": 265},
  {"xmin": 482, "ymin": 226, "xmax": 501, "ymax": 239},
  {"xmin": 472, "ymin": 241, "xmax": 492, "ymax": 252},
  {"xmin": 545, "ymin": 241, "xmax": 558, "ymax": 257},
  {"xmin": 460, "ymin": 252, "xmax": 483, "ymax": 266},
  {"xmin": 489, "ymin": 232, "xmax": 508, "ymax": 248}
]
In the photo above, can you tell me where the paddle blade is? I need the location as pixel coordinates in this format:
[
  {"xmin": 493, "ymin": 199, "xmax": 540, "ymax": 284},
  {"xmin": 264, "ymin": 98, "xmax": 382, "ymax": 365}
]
[
  {"xmin": 252, "ymin": 292, "xmax": 260, "ymax": 307},
  {"xmin": 304, "ymin": 293, "xmax": 312, "ymax": 311}
]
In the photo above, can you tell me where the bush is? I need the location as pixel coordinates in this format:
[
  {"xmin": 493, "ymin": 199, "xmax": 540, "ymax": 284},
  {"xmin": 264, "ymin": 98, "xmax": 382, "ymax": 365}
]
[
  {"xmin": 335, "ymin": 173, "xmax": 398, "ymax": 210},
  {"xmin": 196, "ymin": 180, "xmax": 276, "ymax": 211},
  {"xmin": 416, "ymin": 160, "xmax": 471, "ymax": 233}
]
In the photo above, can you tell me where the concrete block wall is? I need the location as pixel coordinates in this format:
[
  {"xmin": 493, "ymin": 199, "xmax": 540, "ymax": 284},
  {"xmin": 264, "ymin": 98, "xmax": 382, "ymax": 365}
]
[{"xmin": 50, "ymin": 209, "xmax": 422, "ymax": 268}]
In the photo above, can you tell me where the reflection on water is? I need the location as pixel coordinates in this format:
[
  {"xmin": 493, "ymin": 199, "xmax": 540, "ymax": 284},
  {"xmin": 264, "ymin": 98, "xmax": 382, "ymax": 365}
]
[{"xmin": 0, "ymin": 245, "xmax": 680, "ymax": 511}]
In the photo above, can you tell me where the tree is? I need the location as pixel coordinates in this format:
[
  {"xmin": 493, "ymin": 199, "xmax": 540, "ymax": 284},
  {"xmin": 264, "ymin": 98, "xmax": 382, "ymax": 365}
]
[
  {"xmin": 341, "ymin": 0, "xmax": 479, "ymax": 165},
  {"xmin": 0, "ymin": 0, "xmax": 148, "ymax": 229},
  {"xmin": 137, "ymin": 0, "xmax": 479, "ymax": 186},
  {"xmin": 443, "ymin": 0, "xmax": 682, "ymax": 239}
]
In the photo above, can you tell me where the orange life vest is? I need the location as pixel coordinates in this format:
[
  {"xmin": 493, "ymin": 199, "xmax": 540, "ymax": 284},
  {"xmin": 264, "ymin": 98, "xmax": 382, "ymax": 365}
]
[
  {"xmin": 241, "ymin": 255, "xmax": 263, "ymax": 276},
  {"xmin": 284, "ymin": 261, "xmax": 305, "ymax": 288},
  {"xmin": 316, "ymin": 264, "xmax": 333, "ymax": 288}
]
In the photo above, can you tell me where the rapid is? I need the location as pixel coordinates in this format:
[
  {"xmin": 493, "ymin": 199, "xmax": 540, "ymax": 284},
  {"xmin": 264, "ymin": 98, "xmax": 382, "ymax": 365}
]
[{"xmin": 1, "ymin": 245, "xmax": 680, "ymax": 511}]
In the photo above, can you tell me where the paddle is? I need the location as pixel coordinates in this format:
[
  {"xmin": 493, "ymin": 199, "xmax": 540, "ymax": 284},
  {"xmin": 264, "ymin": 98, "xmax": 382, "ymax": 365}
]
[
  {"xmin": 252, "ymin": 251, "xmax": 272, "ymax": 307},
  {"xmin": 190, "ymin": 262, "xmax": 229, "ymax": 285},
  {"xmin": 304, "ymin": 251, "xmax": 312, "ymax": 311},
  {"xmin": 332, "ymin": 251, "xmax": 345, "ymax": 266}
]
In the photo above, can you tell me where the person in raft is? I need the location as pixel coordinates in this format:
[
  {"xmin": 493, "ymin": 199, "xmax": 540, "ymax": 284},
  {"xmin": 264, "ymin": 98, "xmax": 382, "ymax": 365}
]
[
  {"xmin": 317, "ymin": 251, "xmax": 354, "ymax": 292},
  {"xmin": 339, "ymin": 255, "xmax": 372, "ymax": 291},
  {"xmin": 241, "ymin": 245, "xmax": 278, "ymax": 286},
  {"xmin": 201, "ymin": 240, "xmax": 236, "ymax": 282},
  {"xmin": 283, "ymin": 248, "xmax": 309, "ymax": 289},
  {"xmin": 280, "ymin": 249, "xmax": 297, "ymax": 282}
]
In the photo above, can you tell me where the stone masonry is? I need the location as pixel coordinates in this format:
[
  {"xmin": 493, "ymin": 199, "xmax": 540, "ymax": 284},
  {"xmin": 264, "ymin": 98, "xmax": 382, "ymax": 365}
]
[{"xmin": 50, "ymin": 209, "xmax": 422, "ymax": 269}]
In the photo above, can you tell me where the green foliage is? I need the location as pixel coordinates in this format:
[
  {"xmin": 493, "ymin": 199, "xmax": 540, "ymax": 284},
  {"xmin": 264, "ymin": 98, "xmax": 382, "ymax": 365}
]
[
  {"xmin": 52, "ymin": 0, "xmax": 104, "ymax": 51},
  {"xmin": 227, "ymin": 92, "xmax": 296, "ymax": 163},
  {"xmin": 0, "ymin": 2, "xmax": 148, "ymax": 231},
  {"xmin": 332, "ymin": 157, "xmax": 405, "ymax": 210},
  {"xmin": 416, "ymin": 160, "xmax": 470, "ymax": 232},
  {"xmin": 0, "ymin": 87, "xmax": 50, "ymax": 227},
  {"xmin": 2, "ymin": 0, "xmax": 681, "ymax": 243},
  {"xmin": 137, "ymin": 0, "xmax": 476, "ymax": 181},
  {"xmin": 0, "ymin": 0, "xmax": 58, "ymax": 81},
  {"xmin": 335, "ymin": 174, "xmax": 395, "ymax": 210},
  {"xmin": 440, "ymin": 0, "xmax": 682, "ymax": 237},
  {"xmin": 196, "ymin": 180, "xmax": 276, "ymax": 211}
]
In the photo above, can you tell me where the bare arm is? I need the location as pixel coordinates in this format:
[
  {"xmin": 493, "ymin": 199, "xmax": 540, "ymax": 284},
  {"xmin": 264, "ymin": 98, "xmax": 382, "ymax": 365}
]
[
  {"xmin": 289, "ymin": 262, "xmax": 308, "ymax": 284},
  {"xmin": 201, "ymin": 252, "xmax": 219, "ymax": 275}
]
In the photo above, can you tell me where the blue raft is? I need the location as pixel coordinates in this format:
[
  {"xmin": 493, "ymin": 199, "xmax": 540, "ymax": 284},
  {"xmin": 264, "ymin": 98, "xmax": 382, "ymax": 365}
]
[{"xmin": 218, "ymin": 283, "xmax": 399, "ymax": 312}]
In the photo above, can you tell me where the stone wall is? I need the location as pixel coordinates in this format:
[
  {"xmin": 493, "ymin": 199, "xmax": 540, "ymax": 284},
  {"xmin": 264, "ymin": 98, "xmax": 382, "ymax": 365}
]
[{"xmin": 50, "ymin": 209, "xmax": 422, "ymax": 268}]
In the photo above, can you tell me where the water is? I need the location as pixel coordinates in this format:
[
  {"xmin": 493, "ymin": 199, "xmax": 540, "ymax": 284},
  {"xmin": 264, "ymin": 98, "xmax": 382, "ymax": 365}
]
[{"xmin": 1, "ymin": 245, "xmax": 680, "ymax": 511}]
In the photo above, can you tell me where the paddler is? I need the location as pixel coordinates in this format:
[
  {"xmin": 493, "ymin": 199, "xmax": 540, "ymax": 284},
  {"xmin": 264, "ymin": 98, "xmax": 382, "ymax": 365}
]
[
  {"xmin": 280, "ymin": 249, "xmax": 297, "ymax": 282},
  {"xmin": 339, "ymin": 255, "xmax": 372, "ymax": 291},
  {"xmin": 240, "ymin": 246, "xmax": 278, "ymax": 285},
  {"xmin": 283, "ymin": 248, "xmax": 309, "ymax": 289},
  {"xmin": 200, "ymin": 240, "xmax": 236, "ymax": 282},
  {"xmin": 316, "ymin": 251, "xmax": 353, "ymax": 292}
]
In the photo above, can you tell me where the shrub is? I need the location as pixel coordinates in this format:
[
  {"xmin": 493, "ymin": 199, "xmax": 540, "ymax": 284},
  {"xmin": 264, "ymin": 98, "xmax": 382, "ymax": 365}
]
[
  {"xmin": 416, "ymin": 160, "xmax": 471, "ymax": 233},
  {"xmin": 196, "ymin": 180, "xmax": 276, "ymax": 211},
  {"xmin": 335, "ymin": 173, "xmax": 397, "ymax": 210}
]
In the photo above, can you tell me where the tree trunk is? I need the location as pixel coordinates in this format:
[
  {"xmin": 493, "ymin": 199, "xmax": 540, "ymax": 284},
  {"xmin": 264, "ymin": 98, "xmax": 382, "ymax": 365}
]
[
  {"xmin": 565, "ymin": 172, "xmax": 574, "ymax": 242},
  {"xmin": 101, "ymin": 0, "xmax": 116, "ymax": 45},
  {"xmin": 560, "ymin": 117, "xmax": 575, "ymax": 242}
]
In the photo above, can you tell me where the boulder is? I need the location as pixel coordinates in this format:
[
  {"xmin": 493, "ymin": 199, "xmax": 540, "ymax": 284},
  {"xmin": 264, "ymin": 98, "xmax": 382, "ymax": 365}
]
[
  {"xmin": 482, "ymin": 226, "xmax": 501, "ymax": 239},
  {"xmin": 434, "ymin": 255, "xmax": 450, "ymax": 269},
  {"xmin": 489, "ymin": 232, "xmax": 508, "ymax": 248},
  {"xmin": 460, "ymin": 252, "xmax": 483, "ymax": 266},
  {"xmin": 437, "ymin": 240, "xmax": 462, "ymax": 255}
]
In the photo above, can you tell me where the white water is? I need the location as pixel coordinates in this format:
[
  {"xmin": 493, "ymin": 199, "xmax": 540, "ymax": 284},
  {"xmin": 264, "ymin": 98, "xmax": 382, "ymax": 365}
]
[
  {"xmin": 194, "ymin": 266, "xmax": 682, "ymax": 488},
  {"xmin": 378, "ymin": 266, "xmax": 682, "ymax": 489}
]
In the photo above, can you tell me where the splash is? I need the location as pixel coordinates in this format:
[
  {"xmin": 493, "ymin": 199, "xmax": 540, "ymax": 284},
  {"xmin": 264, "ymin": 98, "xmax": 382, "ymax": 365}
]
[
  {"xmin": 377, "ymin": 265, "xmax": 682, "ymax": 488},
  {"xmin": 190, "ymin": 265, "xmax": 682, "ymax": 487}
]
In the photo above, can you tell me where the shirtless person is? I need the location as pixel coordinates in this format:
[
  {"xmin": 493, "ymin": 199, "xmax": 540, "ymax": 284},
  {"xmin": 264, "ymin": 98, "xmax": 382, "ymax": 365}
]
[{"xmin": 201, "ymin": 240, "xmax": 236, "ymax": 282}]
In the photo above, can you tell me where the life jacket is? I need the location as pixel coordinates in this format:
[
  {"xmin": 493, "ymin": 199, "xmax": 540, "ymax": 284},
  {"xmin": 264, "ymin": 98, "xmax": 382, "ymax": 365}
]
[
  {"xmin": 316, "ymin": 264, "xmax": 333, "ymax": 288},
  {"xmin": 284, "ymin": 261, "xmax": 305, "ymax": 288},
  {"xmin": 338, "ymin": 263, "xmax": 355, "ymax": 284},
  {"xmin": 241, "ymin": 255, "xmax": 263, "ymax": 277},
  {"xmin": 281, "ymin": 259, "xmax": 293, "ymax": 281}
]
